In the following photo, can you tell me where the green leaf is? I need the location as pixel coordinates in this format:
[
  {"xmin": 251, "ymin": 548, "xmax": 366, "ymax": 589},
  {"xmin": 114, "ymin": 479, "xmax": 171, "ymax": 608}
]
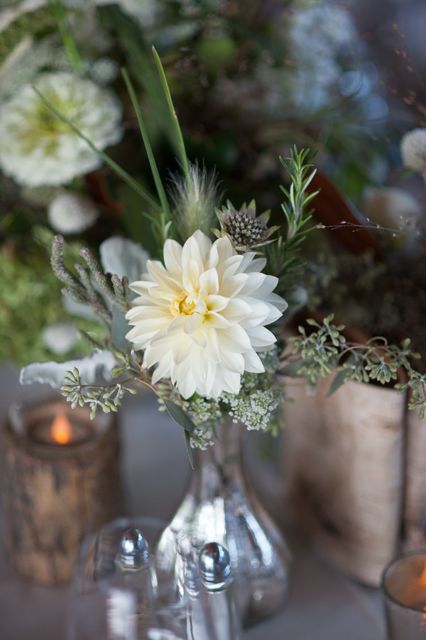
[
  {"xmin": 184, "ymin": 431, "xmax": 195, "ymax": 470},
  {"xmin": 151, "ymin": 46, "xmax": 190, "ymax": 179},
  {"xmin": 121, "ymin": 67, "xmax": 171, "ymax": 224},
  {"xmin": 117, "ymin": 184, "xmax": 160, "ymax": 256},
  {"xmin": 48, "ymin": 0, "xmax": 82, "ymax": 70},
  {"xmin": 280, "ymin": 362, "xmax": 304, "ymax": 377},
  {"xmin": 111, "ymin": 308, "xmax": 130, "ymax": 352},
  {"xmin": 327, "ymin": 369, "xmax": 348, "ymax": 397},
  {"xmin": 163, "ymin": 400, "xmax": 196, "ymax": 433}
]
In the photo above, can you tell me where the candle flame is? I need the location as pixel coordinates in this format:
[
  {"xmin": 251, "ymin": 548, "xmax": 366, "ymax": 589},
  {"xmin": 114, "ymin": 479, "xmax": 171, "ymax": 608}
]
[
  {"xmin": 51, "ymin": 413, "xmax": 72, "ymax": 445},
  {"xmin": 420, "ymin": 563, "xmax": 426, "ymax": 586}
]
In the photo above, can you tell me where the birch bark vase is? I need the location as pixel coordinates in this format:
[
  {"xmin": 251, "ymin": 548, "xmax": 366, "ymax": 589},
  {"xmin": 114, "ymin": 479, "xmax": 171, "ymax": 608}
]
[
  {"xmin": 404, "ymin": 410, "xmax": 426, "ymax": 551},
  {"xmin": 283, "ymin": 377, "xmax": 405, "ymax": 586}
]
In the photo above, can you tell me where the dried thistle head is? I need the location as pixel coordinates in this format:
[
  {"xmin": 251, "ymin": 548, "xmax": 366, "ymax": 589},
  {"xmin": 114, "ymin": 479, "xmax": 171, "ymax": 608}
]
[
  {"xmin": 170, "ymin": 162, "xmax": 220, "ymax": 241},
  {"xmin": 214, "ymin": 200, "xmax": 279, "ymax": 251}
]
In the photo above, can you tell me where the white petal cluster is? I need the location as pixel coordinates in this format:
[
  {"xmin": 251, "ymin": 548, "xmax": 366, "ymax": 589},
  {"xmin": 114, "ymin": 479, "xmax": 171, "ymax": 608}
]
[
  {"xmin": 126, "ymin": 231, "xmax": 287, "ymax": 399},
  {"xmin": 401, "ymin": 128, "xmax": 426, "ymax": 175},
  {"xmin": 48, "ymin": 191, "xmax": 99, "ymax": 234},
  {"xmin": 0, "ymin": 72, "xmax": 122, "ymax": 187}
]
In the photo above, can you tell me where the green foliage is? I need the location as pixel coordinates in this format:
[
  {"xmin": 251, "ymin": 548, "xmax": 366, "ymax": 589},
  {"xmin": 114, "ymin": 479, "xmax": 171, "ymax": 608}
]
[
  {"xmin": 267, "ymin": 147, "xmax": 318, "ymax": 295},
  {"xmin": 286, "ymin": 315, "xmax": 426, "ymax": 416},
  {"xmin": 0, "ymin": 243, "xmax": 94, "ymax": 365},
  {"xmin": 61, "ymin": 367, "xmax": 136, "ymax": 419},
  {"xmin": 0, "ymin": 5, "xmax": 55, "ymax": 65},
  {"xmin": 51, "ymin": 235, "xmax": 131, "ymax": 326}
]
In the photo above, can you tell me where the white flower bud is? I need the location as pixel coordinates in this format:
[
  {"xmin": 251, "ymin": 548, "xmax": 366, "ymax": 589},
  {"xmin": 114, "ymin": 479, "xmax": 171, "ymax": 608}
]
[
  {"xmin": 401, "ymin": 128, "xmax": 426, "ymax": 174},
  {"xmin": 48, "ymin": 192, "xmax": 99, "ymax": 234}
]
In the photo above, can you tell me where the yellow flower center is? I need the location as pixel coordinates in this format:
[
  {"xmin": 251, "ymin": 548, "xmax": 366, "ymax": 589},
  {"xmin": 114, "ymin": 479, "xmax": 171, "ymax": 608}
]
[{"xmin": 171, "ymin": 292, "xmax": 196, "ymax": 316}]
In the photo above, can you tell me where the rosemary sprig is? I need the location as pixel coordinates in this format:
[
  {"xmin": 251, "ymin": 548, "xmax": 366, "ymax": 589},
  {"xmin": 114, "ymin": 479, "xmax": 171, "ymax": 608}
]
[{"xmin": 267, "ymin": 147, "xmax": 318, "ymax": 295}]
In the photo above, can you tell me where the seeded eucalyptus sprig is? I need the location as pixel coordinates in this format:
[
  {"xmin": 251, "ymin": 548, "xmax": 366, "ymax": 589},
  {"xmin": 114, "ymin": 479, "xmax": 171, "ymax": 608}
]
[
  {"xmin": 396, "ymin": 370, "xmax": 426, "ymax": 418},
  {"xmin": 61, "ymin": 367, "xmax": 137, "ymax": 419},
  {"xmin": 284, "ymin": 314, "xmax": 426, "ymax": 417}
]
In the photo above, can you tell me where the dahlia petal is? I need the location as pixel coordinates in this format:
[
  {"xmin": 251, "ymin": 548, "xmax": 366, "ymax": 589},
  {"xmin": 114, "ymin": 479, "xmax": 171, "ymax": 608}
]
[
  {"xmin": 246, "ymin": 257, "xmax": 267, "ymax": 272},
  {"xmin": 205, "ymin": 312, "xmax": 231, "ymax": 329},
  {"xmin": 206, "ymin": 295, "xmax": 229, "ymax": 312},
  {"xmin": 199, "ymin": 268, "xmax": 219, "ymax": 295},
  {"xmin": 217, "ymin": 325, "xmax": 251, "ymax": 352},
  {"xmin": 266, "ymin": 292, "xmax": 288, "ymax": 312},
  {"xmin": 210, "ymin": 236, "xmax": 234, "ymax": 269},
  {"xmin": 163, "ymin": 239, "xmax": 183, "ymax": 274},
  {"xmin": 220, "ymin": 273, "xmax": 248, "ymax": 298},
  {"xmin": 246, "ymin": 326, "xmax": 277, "ymax": 348},
  {"xmin": 243, "ymin": 350, "xmax": 265, "ymax": 373}
]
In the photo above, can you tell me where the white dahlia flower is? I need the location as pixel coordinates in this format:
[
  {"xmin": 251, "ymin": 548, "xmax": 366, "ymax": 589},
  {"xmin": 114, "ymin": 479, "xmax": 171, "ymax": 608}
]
[
  {"xmin": 0, "ymin": 72, "xmax": 122, "ymax": 187},
  {"xmin": 48, "ymin": 191, "xmax": 99, "ymax": 234},
  {"xmin": 125, "ymin": 231, "xmax": 287, "ymax": 399},
  {"xmin": 401, "ymin": 128, "xmax": 426, "ymax": 175}
]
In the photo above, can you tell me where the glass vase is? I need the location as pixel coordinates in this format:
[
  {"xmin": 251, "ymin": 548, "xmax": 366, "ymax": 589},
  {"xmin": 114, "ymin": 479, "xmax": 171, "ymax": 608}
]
[{"xmin": 157, "ymin": 417, "xmax": 291, "ymax": 627}]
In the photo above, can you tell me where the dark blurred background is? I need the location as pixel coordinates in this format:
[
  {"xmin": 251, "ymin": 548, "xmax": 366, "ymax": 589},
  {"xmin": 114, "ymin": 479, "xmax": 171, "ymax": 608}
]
[{"xmin": 348, "ymin": 0, "xmax": 425, "ymax": 127}]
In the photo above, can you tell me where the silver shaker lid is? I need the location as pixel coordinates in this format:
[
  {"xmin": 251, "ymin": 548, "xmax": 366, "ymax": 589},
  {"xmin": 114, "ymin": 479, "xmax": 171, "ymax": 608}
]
[
  {"xmin": 118, "ymin": 527, "xmax": 150, "ymax": 568},
  {"xmin": 198, "ymin": 542, "xmax": 232, "ymax": 590}
]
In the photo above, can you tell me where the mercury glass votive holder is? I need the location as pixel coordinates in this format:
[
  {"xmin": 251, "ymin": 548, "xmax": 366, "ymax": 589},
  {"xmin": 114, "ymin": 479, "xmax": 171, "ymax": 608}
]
[{"xmin": 382, "ymin": 551, "xmax": 426, "ymax": 639}]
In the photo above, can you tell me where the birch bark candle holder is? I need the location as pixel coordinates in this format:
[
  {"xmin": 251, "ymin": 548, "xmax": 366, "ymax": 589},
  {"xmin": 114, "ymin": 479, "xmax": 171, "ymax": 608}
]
[{"xmin": 2, "ymin": 397, "xmax": 122, "ymax": 586}]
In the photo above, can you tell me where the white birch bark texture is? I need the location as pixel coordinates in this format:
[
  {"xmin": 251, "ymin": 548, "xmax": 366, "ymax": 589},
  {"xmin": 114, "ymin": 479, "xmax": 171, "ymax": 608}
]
[
  {"xmin": 404, "ymin": 409, "xmax": 426, "ymax": 551},
  {"xmin": 283, "ymin": 377, "xmax": 405, "ymax": 586}
]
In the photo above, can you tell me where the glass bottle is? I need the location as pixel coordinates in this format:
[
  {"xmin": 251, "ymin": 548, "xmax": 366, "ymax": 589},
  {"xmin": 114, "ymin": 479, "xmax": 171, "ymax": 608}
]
[{"xmin": 157, "ymin": 418, "xmax": 290, "ymax": 626}]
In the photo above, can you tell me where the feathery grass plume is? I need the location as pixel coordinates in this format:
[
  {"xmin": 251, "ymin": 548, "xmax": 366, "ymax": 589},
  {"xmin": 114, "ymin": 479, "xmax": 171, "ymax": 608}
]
[{"xmin": 169, "ymin": 162, "xmax": 220, "ymax": 241}]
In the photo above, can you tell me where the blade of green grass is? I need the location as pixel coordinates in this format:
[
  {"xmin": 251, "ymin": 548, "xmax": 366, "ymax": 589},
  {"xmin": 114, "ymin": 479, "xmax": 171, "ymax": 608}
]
[
  {"xmin": 121, "ymin": 68, "xmax": 171, "ymax": 229},
  {"xmin": 32, "ymin": 86, "xmax": 160, "ymax": 219},
  {"xmin": 151, "ymin": 46, "xmax": 190, "ymax": 180},
  {"xmin": 48, "ymin": 0, "xmax": 82, "ymax": 70}
]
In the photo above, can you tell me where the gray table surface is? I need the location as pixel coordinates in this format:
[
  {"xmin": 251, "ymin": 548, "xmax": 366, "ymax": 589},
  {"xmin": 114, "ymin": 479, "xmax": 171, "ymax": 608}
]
[{"xmin": 0, "ymin": 365, "xmax": 385, "ymax": 639}]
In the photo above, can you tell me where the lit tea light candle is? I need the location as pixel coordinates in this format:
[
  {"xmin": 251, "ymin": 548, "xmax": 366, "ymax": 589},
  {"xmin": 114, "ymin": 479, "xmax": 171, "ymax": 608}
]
[
  {"xmin": 2, "ymin": 397, "xmax": 121, "ymax": 585},
  {"xmin": 382, "ymin": 551, "xmax": 426, "ymax": 639},
  {"xmin": 28, "ymin": 411, "xmax": 92, "ymax": 446}
]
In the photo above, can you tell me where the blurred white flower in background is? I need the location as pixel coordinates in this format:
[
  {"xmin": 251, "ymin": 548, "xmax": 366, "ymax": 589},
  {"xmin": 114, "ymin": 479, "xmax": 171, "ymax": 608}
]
[
  {"xmin": 48, "ymin": 191, "xmax": 99, "ymax": 234},
  {"xmin": 364, "ymin": 187, "xmax": 421, "ymax": 236},
  {"xmin": 289, "ymin": 2, "xmax": 356, "ymax": 52},
  {"xmin": 42, "ymin": 322, "xmax": 79, "ymax": 355},
  {"xmin": 0, "ymin": 71, "xmax": 122, "ymax": 187},
  {"xmin": 63, "ymin": 0, "xmax": 159, "ymax": 26},
  {"xmin": 287, "ymin": 1, "xmax": 357, "ymax": 112},
  {"xmin": 401, "ymin": 128, "xmax": 426, "ymax": 176},
  {"xmin": 126, "ymin": 230, "xmax": 287, "ymax": 399}
]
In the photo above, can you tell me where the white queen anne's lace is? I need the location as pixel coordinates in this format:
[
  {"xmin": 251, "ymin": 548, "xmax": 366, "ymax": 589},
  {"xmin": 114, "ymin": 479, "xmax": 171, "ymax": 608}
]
[
  {"xmin": 126, "ymin": 230, "xmax": 287, "ymax": 399},
  {"xmin": 0, "ymin": 72, "xmax": 122, "ymax": 187}
]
